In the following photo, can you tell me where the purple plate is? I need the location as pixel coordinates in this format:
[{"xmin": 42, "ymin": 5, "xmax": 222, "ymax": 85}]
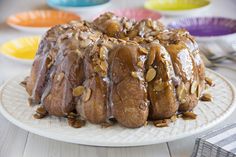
[{"xmin": 168, "ymin": 17, "xmax": 236, "ymax": 39}]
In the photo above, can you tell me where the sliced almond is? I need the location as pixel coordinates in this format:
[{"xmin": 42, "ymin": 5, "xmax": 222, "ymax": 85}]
[
  {"xmin": 153, "ymin": 119, "xmax": 169, "ymax": 127},
  {"xmin": 205, "ymin": 77, "xmax": 214, "ymax": 86},
  {"xmin": 182, "ymin": 112, "xmax": 197, "ymax": 120},
  {"xmin": 148, "ymin": 48, "xmax": 156, "ymax": 65},
  {"xmin": 33, "ymin": 113, "xmax": 45, "ymax": 119},
  {"xmin": 99, "ymin": 46, "xmax": 108, "ymax": 60},
  {"xmin": 190, "ymin": 81, "xmax": 198, "ymax": 94},
  {"xmin": 36, "ymin": 106, "xmax": 47, "ymax": 116},
  {"xmin": 73, "ymin": 86, "xmax": 85, "ymax": 97},
  {"xmin": 170, "ymin": 115, "xmax": 177, "ymax": 122},
  {"xmin": 197, "ymin": 84, "xmax": 202, "ymax": 98},
  {"xmin": 146, "ymin": 67, "xmax": 156, "ymax": 82},
  {"xmin": 99, "ymin": 61, "xmax": 108, "ymax": 72},
  {"xmin": 177, "ymin": 82, "xmax": 187, "ymax": 104},
  {"xmin": 138, "ymin": 47, "xmax": 148, "ymax": 55},
  {"xmin": 200, "ymin": 93, "xmax": 213, "ymax": 101},
  {"xmin": 137, "ymin": 61, "xmax": 144, "ymax": 68},
  {"xmin": 83, "ymin": 88, "xmax": 92, "ymax": 102},
  {"xmin": 72, "ymin": 119, "xmax": 86, "ymax": 128},
  {"xmin": 131, "ymin": 71, "xmax": 139, "ymax": 79}
]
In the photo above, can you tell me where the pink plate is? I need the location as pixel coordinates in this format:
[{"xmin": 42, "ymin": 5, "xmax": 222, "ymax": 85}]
[{"xmin": 111, "ymin": 8, "xmax": 162, "ymax": 21}]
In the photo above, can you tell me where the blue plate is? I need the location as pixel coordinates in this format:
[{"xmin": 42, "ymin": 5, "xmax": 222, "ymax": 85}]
[{"xmin": 47, "ymin": 0, "xmax": 109, "ymax": 7}]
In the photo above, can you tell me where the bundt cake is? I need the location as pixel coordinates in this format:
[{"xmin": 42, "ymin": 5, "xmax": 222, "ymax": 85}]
[{"xmin": 23, "ymin": 12, "xmax": 206, "ymax": 128}]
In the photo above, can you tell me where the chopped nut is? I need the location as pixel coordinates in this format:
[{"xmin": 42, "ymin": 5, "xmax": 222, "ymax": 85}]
[
  {"xmin": 177, "ymin": 82, "xmax": 187, "ymax": 104},
  {"xmin": 73, "ymin": 86, "xmax": 85, "ymax": 97},
  {"xmin": 200, "ymin": 93, "xmax": 213, "ymax": 101},
  {"xmin": 205, "ymin": 77, "xmax": 214, "ymax": 86},
  {"xmin": 182, "ymin": 112, "xmax": 197, "ymax": 120},
  {"xmin": 83, "ymin": 88, "xmax": 92, "ymax": 102},
  {"xmin": 36, "ymin": 106, "xmax": 47, "ymax": 116},
  {"xmin": 190, "ymin": 81, "xmax": 198, "ymax": 94},
  {"xmin": 146, "ymin": 67, "xmax": 156, "ymax": 82}
]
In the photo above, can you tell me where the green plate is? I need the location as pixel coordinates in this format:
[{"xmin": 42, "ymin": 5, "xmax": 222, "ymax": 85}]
[{"xmin": 144, "ymin": 0, "xmax": 210, "ymax": 12}]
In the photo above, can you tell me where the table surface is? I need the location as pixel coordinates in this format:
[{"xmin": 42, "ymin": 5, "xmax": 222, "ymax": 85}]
[{"xmin": 0, "ymin": 0, "xmax": 236, "ymax": 157}]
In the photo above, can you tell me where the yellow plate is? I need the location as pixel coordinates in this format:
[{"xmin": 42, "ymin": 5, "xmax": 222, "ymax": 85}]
[
  {"xmin": 144, "ymin": 0, "xmax": 210, "ymax": 16},
  {"xmin": 0, "ymin": 36, "xmax": 40, "ymax": 61}
]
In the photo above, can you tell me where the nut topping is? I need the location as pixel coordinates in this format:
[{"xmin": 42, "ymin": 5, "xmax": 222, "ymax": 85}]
[
  {"xmin": 182, "ymin": 112, "xmax": 197, "ymax": 120},
  {"xmin": 73, "ymin": 86, "xmax": 85, "ymax": 97},
  {"xmin": 99, "ymin": 61, "xmax": 108, "ymax": 72},
  {"xmin": 146, "ymin": 67, "xmax": 156, "ymax": 82},
  {"xmin": 148, "ymin": 48, "xmax": 156, "ymax": 65},
  {"xmin": 83, "ymin": 88, "xmax": 92, "ymax": 102},
  {"xmin": 177, "ymin": 82, "xmax": 187, "ymax": 104},
  {"xmin": 190, "ymin": 81, "xmax": 198, "ymax": 94},
  {"xmin": 131, "ymin": 71, "xmax": 139, "ymax": 79},
  {"xmin": 153, "ymin": 119, "xmax": 170, "ymax": 127},
  {"xmin": 197, "ymin": 85, "xmax": 202, "ymax": 98},
  {"xmin": 138, "ymin": 47, "xmax": 148, "ymax": 55},
  {"xmin": 137, "ymin": 61, "xmax": 144, "ymax": 68},
  {"xmin": 99, "ymin": 46, "xmax": 108, "ymax": 60},
  {"xmin": 36, "ymin": 106, "xmax": 47, "ymax": 116},
  {"xmin": 200, "ymin": 93, "xmax": 213, "ymax": 101},
  {"xmin": 205, "ymin": 77, "xmax": 214, "ymax": 86}
]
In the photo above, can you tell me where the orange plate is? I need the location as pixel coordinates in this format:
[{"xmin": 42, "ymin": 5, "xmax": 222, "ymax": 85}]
[{"xmin": 7, "ymin": 10, "xmax": 81, "ymax": 28}]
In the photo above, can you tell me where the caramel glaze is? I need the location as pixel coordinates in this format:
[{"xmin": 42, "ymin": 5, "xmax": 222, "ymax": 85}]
[{"xmin": 25, "ymin": 12, "xmax": 205, "ymax": 128}]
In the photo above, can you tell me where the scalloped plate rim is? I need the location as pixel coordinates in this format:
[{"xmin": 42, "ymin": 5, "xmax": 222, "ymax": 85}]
[
  {"xmin": 168, "ymin": 17, "xmax": 236, "ymax": 42},
  {"xmin": 0, "ymin": 36, "xmax": 40, "ymax": 63},
  {"xmin": 0, "ymin": 69, "xmax": 235, "ymax": 147},
  {"xmin": 144, "ymin": 0, "xmax": 211, "ymax": 16}
]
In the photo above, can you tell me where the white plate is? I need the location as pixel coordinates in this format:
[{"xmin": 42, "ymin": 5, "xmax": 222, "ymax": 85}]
[{"xmin": 0, "ymin": 69, "xmax": 235, "ymax": 147}]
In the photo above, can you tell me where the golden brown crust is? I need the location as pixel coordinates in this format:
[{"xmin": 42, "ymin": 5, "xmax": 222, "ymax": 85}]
[{"xmin": 109, "ymin": 45, "xmax": 148, "ymax": 128}]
